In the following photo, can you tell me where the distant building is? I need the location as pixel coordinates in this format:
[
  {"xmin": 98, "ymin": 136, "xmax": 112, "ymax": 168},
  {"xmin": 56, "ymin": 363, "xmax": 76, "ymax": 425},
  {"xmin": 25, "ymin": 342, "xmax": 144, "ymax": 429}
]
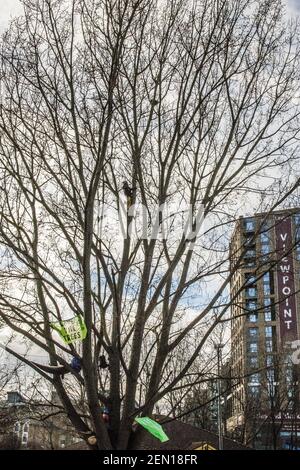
[
  {"xmin": 182, "ymin": 384, "xmax": 218, "ymax": 432},
  {"xmin": 227, "ymin": 208, "xmax": 300, "ymax": 449},
  {"xmin": 0, "ymin": 390, "xmax": 81, "ymax": 449}
]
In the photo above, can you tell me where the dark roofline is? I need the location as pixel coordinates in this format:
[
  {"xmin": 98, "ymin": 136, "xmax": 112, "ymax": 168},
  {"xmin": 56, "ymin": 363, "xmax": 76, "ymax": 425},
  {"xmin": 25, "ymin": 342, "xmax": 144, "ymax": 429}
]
[{"xmin": 244, "ymin": 207, "xmax": 300, "ymax": 219}]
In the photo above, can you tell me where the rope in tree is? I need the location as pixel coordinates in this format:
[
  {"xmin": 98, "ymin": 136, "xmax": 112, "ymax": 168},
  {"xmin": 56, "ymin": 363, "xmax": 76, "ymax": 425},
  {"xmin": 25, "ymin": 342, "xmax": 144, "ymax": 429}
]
[
  {"xmin": 0, "ymin": 343, "xmax": 82, "ymax": 378},
  {"xmin": 0, "ymin": 342, "xmax": 109, "ymax": 379}
]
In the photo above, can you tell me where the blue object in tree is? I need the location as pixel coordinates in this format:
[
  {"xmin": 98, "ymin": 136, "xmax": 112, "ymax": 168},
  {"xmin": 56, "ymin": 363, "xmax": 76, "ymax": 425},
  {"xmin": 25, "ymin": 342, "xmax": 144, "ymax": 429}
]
[{"xmin": 70, "ymin": 356, "xmax": 82, "ymax": 372}]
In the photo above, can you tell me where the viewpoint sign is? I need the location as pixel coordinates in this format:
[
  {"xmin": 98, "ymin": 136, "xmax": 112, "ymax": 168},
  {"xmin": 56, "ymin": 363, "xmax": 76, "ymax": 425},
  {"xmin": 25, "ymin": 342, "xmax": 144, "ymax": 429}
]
[{"xmin": 275, "ymin": 217, "xmax": 298, "ymax": 342}]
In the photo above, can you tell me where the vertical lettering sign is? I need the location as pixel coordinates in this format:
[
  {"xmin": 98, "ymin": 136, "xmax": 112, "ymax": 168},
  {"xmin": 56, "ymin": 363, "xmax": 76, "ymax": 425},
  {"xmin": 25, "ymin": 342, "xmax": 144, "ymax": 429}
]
[{"xmin": 275, "ymin": 217, "xmax": 298, "ymax": 342}]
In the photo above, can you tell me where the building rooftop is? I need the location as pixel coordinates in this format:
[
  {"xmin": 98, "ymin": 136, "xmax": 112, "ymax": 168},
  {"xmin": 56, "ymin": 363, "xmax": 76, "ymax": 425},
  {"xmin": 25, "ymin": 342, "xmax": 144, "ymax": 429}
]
[
  {"xmin": 64, "ymin": 417, "xmax": 251, "ymax": 450},
  {"xmin": 129, "ymin": 416, "xmax": 250, "ymax": 450}
]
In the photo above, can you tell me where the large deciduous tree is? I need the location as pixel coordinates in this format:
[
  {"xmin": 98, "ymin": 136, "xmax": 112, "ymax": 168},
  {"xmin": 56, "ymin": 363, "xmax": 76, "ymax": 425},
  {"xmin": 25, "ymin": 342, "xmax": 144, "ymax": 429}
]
[{"xmin": 0, "ymin": 0, "xmax": 300, "ymax": 449}]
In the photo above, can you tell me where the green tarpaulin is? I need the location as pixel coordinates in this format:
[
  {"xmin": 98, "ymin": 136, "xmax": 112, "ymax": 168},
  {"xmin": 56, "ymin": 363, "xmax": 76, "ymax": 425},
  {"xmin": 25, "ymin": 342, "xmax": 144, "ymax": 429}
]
[
  {"xmin": 51, "ymin": 315, "xmax": 87, "ymax": 344},
  {"xmin": 135, "ymin": 417, "xmax": 169, "ymax": 442}
]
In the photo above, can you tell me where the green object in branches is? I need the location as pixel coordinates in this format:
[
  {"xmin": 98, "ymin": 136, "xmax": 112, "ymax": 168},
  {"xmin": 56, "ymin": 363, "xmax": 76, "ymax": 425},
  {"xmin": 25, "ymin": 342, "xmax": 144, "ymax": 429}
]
[
  {"xmin": 135, "ymin": 417, "xmax": 169, "ymax": 442},
  {"xmin": 51, "ymin": 315, "xmax": 87, "ymax": 344}
]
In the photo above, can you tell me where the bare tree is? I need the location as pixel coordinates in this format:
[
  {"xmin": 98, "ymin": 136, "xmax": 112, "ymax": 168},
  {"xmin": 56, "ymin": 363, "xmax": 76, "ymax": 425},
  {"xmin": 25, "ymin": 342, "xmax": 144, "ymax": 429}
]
[{"xmin": 0, "ymin": 0, "xmax": 300, "ymax": 449}]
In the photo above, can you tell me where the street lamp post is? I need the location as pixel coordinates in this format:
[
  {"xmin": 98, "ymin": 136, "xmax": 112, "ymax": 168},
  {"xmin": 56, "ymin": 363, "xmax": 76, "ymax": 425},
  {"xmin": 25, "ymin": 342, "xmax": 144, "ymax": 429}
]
[{"xmin": 215, "ymin": 343, "xmax": 224, "ymax": 450}]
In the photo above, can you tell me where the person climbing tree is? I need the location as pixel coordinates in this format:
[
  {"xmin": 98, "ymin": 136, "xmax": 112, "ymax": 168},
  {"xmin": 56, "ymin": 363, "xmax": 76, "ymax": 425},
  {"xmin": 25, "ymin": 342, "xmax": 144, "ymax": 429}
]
[
  {"xmin": 122, "ymin": 181, "xmax": 136, "ymax": 207},
  {"xmin": 99, "ymin": 355, "xmax": 109, "ymax": 369}
]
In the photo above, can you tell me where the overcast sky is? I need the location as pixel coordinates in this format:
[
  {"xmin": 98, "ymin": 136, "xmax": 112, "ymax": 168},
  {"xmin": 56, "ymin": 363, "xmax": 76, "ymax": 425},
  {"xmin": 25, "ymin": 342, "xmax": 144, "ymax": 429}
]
[
  {"xmin": 0, "ymin": 0, "xmax": 300, "ymax": 34},
  {"xmin": 0, "ymin": 0, "xmax": 299, "ymax": 366},
  {"xmin": 289, "ymin": 0, "xmax": 300, "ymax": 12},
  {"xmin": 0, "ymin": 0, "xmax": 22, "ymax": 34}
]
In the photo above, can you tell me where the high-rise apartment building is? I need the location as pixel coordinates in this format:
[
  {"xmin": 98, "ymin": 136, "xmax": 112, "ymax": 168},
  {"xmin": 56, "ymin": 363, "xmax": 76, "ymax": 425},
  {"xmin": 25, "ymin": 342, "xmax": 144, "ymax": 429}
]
[{"xmin": 227, "ymin": 208, "xmax": 300, "ymax": 449}]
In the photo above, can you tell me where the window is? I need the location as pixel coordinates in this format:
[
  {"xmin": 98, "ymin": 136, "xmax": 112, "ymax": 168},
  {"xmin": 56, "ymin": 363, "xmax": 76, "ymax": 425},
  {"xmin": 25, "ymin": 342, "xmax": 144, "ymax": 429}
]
[
  {"xmin": 263, "ymin": 278, "xmax": 270, "ymax": 293},
  {"xmin": 244, "ymin": 219, "xmax": 255, "ymax": 232},
  {"xmin": 294, "ymin": 214, "xmax": 300, "ymax": 226},
  {"xmin": 23, "ymin": 423, "xmax": 29, "ymax": 433},
  {"xmin": 260, "ymin": 221, "xmax": 271, "ymax": 255},
  {"xmin": 295, "ymin": 217, "xmax": 300, "ymax": 260},
  {"xmin": 248, "ymin": 385, "xmax": 260, "ymax": 397},
  {"xmin": 286, "ymin": 367, "xmax": 293, "ymax": 384},
  {"xmin": 246, "ymin": 300, "xmax": 257, "ymax": 310},
  {"xmin": 248, "ymin": 313, "xmax": 258, "ymax": 323},
  {"xmin": 246, "ymin": 299, "xmax": 257, "ymax": 322},
  {"xmin": 266, "ymin": 355, "xmax": 273, "ymax": 367},
  {"xmin": 267, "ymin": 370, "xmax": 276, "ymax": 397},
  {"xmin": 245, "ymin": 287, "xmax": 257, "ymax": 298},
  {"xmin": 265, "ymin": 310, "xmax": 272, "ymax": 322},
  {"xmin": 264, "ymin": 297, "xmax": 271, "ymax": 307},
  {"xmin": 249, "ymin": 327, "xmax": 258, "ymax": 337},
  {"xmin": 266, "ymin": 339, "xmax": 273, "ymax": 352},
  {"xmin": 264, "ymin": 298, "xmax": 276, "ymax": 321},
  {"xmin": 245, "ymin": 273, "xmax": 256, "ymax": 286},
  {"xmin": 249, "ymin": 342, "xmax": 258, "ymax": 353},
  {"xmin": 260, "ymin": 231, "xmax": 270, "ymax": 243},
  {"xmin": 265, "ymin": 326, "xmax": 273, "ymax": 338},
  {"xmin": 244, "ymin": 236, "xmax": 255, "ymax": 246},
  {"xmin": 268, "ymin": 381, "xmax": 277, "ymax": 398},
  {"xmin": 263, "ymin": 284, "xmax": 271, "ymax": 295},
  {"xmin": 262, "ymin": 271, "xmax": 274, "ymax": 295},
  {"xmin": 296, "ymin": 244, "xmax": 300, "ymax": 261},
  {"xmin": 14, "ymin": 422, "xmax": 20, "ymax": 433},
  {"xmin": 249, "ymin": 356, "xmax": 258, "ymax": 367},
  {"xmin": 261, "ymin": 244, "xmax": 270, "ymax": 255},
  {"xmin": 245, "ymin": 249, "xmax": 256, "ymax": 258},
  {"xmin": 267, "ymin": 369, "xmax": 275, "ymax": 383},
  {"xmin": 249, "ymin": 373, "xmax": 260, "ymax": 384},
  {"xmin": 59, "ymin": 437, "xmax": 66, "ymax": 449}
]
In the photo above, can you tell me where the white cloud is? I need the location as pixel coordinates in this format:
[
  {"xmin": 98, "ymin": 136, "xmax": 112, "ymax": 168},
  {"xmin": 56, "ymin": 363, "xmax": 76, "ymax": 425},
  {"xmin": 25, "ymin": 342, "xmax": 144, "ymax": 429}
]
[
  {"xmin": 288, "ymin": 0, "xmax": 300, "ymax": 13},
  {"xmin": 0, "ymin": 0, "xmax": 23, "ymax": 34}
]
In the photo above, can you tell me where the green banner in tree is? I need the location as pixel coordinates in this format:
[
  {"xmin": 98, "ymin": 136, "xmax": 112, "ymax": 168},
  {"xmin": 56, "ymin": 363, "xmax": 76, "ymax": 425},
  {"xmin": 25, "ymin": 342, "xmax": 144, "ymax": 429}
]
[
  {"xmin": 135, "ymin": 417, "xmax": 169, "ymax": 442},
  {"xmin": 51, "ymin": 315, "xmax": 87, "ymax": 344}
]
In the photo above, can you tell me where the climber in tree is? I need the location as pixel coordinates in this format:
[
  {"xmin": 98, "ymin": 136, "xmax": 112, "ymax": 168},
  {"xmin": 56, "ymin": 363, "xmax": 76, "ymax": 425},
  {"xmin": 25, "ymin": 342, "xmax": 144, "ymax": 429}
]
[
  {"xmin": 99, "ymin": 355, "xmax": 109, "ymax": 369},
  {"xmin": 122, "ymin": 180, "xmax": 136, "ymax": 207}
]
